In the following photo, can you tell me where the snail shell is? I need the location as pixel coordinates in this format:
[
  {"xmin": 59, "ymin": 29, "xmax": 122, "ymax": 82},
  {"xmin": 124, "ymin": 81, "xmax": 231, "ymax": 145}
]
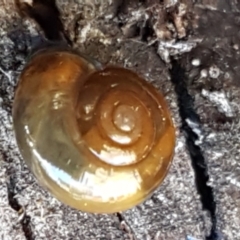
[{"xmin": 12, "ymin": 46, "xmax": 175, "ymax": 213}]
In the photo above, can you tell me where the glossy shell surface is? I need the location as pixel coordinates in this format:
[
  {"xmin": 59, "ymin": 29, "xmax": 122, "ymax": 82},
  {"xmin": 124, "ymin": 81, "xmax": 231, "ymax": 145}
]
[{"xmin": 13, "ymin": 48, "xmax": 175, "ymax": 213}]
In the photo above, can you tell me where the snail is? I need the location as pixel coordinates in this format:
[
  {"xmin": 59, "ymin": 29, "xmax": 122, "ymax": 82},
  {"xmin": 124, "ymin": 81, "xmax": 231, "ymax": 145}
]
[{"xmin": 12, "ymin": 0, "xmax": 176, "ymax": 213}]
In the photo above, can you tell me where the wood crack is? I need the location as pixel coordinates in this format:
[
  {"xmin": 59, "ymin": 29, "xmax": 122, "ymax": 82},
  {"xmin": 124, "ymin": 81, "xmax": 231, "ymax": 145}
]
[
  {"xmin": 7, "ymin": 176, "xmax": 34, "ymax": 240},
  {"xmin": 169, "ymin": 58, "xmax": 219, "ymax": 240},
  {"xmin": 116, "ymin": 212, "xmax": 137, "ymax": 240}
]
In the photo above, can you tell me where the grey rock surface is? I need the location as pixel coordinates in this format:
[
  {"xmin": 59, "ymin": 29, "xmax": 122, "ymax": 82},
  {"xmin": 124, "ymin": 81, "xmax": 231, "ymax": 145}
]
[
  {"xmin": 181, "ymin": 3, "xmax": 240, "ymax": 240},
  {"xmin": 0, "ymin": 0, "xmax": 239, "ymax": 240}
]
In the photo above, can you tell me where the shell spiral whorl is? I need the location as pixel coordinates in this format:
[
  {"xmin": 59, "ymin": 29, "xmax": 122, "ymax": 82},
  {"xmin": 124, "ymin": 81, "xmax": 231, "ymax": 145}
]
[
  {"xmin": 13, "ymin": 48, "xmax": 175, "ymax": 213},
  {"xmin": 77, "ymin": 67, "xmax": 171, "ymax": 167}
]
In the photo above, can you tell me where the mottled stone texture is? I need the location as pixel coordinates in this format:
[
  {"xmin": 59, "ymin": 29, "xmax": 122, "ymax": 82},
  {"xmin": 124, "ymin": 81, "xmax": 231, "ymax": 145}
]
[
  {"xmin": 0, "ymin": 0, "xmax": 239, "ymax": 240},
  {"xmin": 180, "ymin": 4, "xmax": 240, "ymax": 240}
]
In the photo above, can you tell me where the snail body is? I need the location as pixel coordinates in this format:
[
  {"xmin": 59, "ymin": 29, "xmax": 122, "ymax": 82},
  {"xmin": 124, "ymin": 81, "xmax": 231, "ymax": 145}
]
[{"xmin": 13, "ymin": 0, "xmax": 175, "ymax": 213}]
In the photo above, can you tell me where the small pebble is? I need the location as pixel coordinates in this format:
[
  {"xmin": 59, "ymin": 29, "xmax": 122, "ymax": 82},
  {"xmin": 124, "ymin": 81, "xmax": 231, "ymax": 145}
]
[
  {"xmin": 233, "ymin": 44, "xmax": 239, "ymax": 50},
  {"xmin": 191, "ymin": 58, "xmax": 200, "ymax": 67},
  {"xmin": 200, "ymin": 69, "xmax": 208, "ymax": 78},
  {"xmin": 209, "ymin": 65, "xmax": 220, "ymax": 78}
]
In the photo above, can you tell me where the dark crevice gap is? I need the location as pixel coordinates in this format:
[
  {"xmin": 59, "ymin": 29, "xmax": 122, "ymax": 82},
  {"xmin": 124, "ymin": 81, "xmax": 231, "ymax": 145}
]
[
  {"xmin": 116, "ymin": 212, "xmax": 136, "ymax": 239},
  {"xmin": 7, "ymin": 176, "xmax": 34, "ymax": 240},
  {"xmin": 140, "ymin": 18, "xmax": 154, "ymax": 42},
  {"xmin": 169, "ymin": 58, "xmax": 218, "ymax": 240},
  {"xmin": 116, "ymin": 212, "xmax": 124, "ymax": 222},
  {"xmin": 15, "ymin": 0, "xmax": 71, "ymax": 46}
]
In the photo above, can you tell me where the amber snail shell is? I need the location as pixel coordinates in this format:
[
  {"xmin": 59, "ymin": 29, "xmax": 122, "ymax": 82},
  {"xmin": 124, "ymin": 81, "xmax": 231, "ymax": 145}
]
[{"xmin": 13, "ymin": 1, "xmax": 175, "ymax": 214}]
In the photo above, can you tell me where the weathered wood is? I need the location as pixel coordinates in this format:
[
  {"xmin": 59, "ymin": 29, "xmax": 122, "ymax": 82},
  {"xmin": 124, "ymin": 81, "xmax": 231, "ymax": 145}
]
[
  {"xmin": 181, "ymin": 3, "xmax": 240, "ymax": 239},
  {"xmin": 0, "ymin": 0, "xmax": 239, "ymax": 239}
]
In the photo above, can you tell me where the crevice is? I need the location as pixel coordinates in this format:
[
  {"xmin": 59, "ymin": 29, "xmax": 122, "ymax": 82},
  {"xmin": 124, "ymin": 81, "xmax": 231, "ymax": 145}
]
[
  {"xmin": 140, "ymin": 18, "xmax": 154, "ymax": 42},
  {"xmin": 7, "ymin": 176, "xmax": 34, "ymax": 240},
  {"xmin": 169, "ymin": 58, "xmax": 218, "ymax": 240},
  {"xmin": 15, "ymin": 0, "xmax": 71, "ymax": 46},
  {"xmin": 116, "ymin": 212, "xmax": 136, "ymax": 240},
  {"xmin": 116, "ymin": 212, "xmax": 124, "ymax": 222}
]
